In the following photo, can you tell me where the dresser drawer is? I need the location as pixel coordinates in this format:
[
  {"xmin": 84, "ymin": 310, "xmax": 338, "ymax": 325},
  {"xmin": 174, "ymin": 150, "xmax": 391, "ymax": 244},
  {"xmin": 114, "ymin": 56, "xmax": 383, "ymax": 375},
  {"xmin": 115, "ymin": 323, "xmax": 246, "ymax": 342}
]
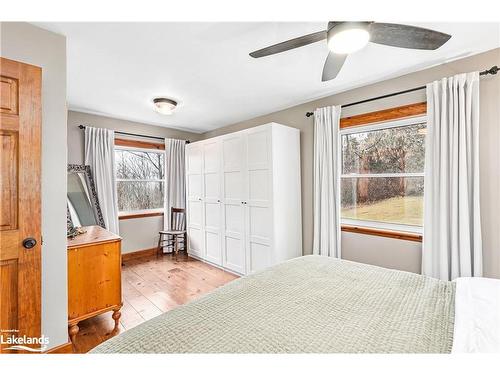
[{"xmin": 68, "ymin": 239, "xmax": 121, "ymax": 320}]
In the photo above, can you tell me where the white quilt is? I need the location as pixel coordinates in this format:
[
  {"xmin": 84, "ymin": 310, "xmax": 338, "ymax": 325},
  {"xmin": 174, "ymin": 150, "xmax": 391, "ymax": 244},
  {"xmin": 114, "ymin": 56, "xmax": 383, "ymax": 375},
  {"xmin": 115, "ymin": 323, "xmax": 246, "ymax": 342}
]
[{"xmin": 452, "ymin": 277, "xmax": 500, "ymax": 353}]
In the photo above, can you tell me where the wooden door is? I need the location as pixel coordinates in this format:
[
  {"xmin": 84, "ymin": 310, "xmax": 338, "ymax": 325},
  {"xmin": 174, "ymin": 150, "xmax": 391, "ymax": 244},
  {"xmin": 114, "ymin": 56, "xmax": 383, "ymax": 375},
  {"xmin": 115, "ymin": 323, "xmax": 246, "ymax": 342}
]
[
  {"xmin": 221, "ymin": 133, "xmax": 246, "ymax": 274},
  {"xmin": 202, "ymin": 139, "xmax": 222, "ymax": 266},
  {"xmin": 244, "ymin": 127, "xmax": 273, "ymax": 273},
  {"xmin": 185, "ymin": 143, "xmax": 204, "ymax": 259},
  {"xmin": 0, "ymin": 57, "xmax": 42, "ymax": 352}
]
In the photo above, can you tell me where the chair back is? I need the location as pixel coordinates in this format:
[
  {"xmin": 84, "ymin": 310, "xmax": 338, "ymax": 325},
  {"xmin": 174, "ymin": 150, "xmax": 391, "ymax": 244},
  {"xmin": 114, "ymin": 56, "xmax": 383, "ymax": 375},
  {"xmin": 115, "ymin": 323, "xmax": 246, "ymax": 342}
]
[{"xmin": 170, "ymin": 207, "xmax": 185, "ymax": 231}]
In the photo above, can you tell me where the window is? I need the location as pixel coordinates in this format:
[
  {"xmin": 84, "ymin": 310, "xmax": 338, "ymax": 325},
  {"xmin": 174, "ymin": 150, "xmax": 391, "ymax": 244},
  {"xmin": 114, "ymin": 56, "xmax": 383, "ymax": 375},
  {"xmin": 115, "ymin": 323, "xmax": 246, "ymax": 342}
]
[
  {"xmin": 340, "ymin": 116, "xmax": 426, "ymax": 232},
  {"xmin": 115, "ymin": 146, "xmax": 165, "ymax": 214}
]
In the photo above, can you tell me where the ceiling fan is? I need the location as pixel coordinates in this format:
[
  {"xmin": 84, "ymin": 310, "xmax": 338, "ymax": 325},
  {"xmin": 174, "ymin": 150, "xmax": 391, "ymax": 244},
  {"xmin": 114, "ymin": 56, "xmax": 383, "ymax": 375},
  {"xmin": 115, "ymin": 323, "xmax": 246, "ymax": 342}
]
[{"xmin": 249, "ymin": 22, "xmax": 452, "ymax": 81}]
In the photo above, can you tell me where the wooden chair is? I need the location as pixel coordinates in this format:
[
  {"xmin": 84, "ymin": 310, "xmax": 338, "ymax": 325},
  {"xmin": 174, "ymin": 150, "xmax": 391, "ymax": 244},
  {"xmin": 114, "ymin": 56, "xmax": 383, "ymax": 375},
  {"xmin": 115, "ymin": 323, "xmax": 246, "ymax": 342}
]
[{"xmin": 157, "ymin": 208, "xmax": 187, "ymax": 258}]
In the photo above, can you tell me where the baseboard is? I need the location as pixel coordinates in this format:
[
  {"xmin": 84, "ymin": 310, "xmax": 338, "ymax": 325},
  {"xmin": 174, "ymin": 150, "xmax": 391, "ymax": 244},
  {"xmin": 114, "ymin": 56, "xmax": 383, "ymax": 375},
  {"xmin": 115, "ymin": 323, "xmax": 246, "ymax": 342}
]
[
  {"xmin": 122, "ymin": 247, "xmax": 157, "ymax": 262},
  {"xmin": 44, "ymin": 341, "xmax": 73, "ymax": 354}
]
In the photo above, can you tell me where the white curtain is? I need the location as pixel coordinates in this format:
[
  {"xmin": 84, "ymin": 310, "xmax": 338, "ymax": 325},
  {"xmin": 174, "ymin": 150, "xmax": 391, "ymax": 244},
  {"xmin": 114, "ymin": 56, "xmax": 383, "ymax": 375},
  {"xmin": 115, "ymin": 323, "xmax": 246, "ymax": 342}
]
[
  {"xmin": 313, "ymin": 105, "xmax": 342, "ymax": 257},
  {"xmin": 164, "ymin": 139, "xmax": 186, "ymax": 230},
  {"xmin": 84, "ymin": 126, "xmax": 120, "ymax": 234},
  {"xmin": 422, "ymin": 72, "xmax": 482, "ymax": 281}
]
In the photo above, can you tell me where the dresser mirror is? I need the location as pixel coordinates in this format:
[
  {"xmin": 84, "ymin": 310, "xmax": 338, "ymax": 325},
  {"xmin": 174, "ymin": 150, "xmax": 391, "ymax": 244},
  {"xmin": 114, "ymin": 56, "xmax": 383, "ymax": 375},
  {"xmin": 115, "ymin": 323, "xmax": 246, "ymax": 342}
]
[{"xmin": 67, "ymin": 164, "xmax": 105, "ymax": 235}]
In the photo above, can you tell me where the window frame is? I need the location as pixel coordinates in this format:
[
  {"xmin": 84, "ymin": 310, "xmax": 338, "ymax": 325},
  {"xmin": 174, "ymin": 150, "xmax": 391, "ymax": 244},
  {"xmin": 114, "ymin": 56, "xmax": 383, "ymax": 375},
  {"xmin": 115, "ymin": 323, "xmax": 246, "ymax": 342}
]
[
  {"xmin": 339, "ymin": 114, "xmax": 427, "ymax": 237},
  {"xmin": 114, "ymin": 143, "xmax": 166, "ymax": 218}
]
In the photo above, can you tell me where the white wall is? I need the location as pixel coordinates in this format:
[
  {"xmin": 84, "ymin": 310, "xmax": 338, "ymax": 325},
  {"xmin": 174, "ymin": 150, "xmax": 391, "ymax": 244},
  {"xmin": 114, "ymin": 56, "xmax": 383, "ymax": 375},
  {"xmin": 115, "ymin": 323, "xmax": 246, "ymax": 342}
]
[
  {"xmin": 341, "ymin": 233, "xmax": 422, "ymax": 274},
  {"xmin": 0, "ymin": 22, "xmax": 68, "ymax": 349},
  {"xmin": 67, "ymin": 110, "xmax": 202, "ymax": 165},
  {"xmin": 119, "ymin": 216, "xmax": 163, "ymax": 254}
]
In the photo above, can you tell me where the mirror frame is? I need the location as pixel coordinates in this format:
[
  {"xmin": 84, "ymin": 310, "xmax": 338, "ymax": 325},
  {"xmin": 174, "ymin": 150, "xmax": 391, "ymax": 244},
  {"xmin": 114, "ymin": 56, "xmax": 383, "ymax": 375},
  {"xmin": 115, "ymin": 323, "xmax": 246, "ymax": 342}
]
[{"xmin": 67, "ymin": 164, "xmax": 105, "ymax": 230}]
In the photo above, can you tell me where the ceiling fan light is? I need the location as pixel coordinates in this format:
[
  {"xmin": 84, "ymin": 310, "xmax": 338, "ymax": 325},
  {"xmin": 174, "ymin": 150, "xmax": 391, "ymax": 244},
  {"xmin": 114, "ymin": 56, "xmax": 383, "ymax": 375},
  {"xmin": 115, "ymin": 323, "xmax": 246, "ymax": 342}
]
[
  {"xmin": 328, "ymin": 24, "xmax": 370, "ymax": 54},
  {"xmin": 153, "ymin": 97, "xmax": 177, "ymax": 115}
]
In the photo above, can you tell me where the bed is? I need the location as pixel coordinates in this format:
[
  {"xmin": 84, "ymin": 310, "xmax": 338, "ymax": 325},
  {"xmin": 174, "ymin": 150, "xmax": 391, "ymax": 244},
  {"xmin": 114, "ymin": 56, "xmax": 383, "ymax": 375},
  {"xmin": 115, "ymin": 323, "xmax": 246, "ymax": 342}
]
[{"xmin": 91, "ymin": 255, "xmax": 499, "ymax": 353}]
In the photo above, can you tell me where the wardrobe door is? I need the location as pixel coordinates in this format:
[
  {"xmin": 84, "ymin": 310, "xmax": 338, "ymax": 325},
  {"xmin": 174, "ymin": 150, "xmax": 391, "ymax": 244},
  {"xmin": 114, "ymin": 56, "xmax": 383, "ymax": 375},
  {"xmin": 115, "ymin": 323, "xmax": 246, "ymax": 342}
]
[
  {"xmin": 245, "ymin": 128, "xmax": 273, "ymax": 273},
  {"xmin": 221, "ymin": 134, "xmax": 246, "ymax": 274},
  {"xmin": 202, "ymin": 139, "xmax": 222, "ymax": 265},
  {"xmin": 186, "ymin": 143, "xmax": 204, "ymax": 258}
]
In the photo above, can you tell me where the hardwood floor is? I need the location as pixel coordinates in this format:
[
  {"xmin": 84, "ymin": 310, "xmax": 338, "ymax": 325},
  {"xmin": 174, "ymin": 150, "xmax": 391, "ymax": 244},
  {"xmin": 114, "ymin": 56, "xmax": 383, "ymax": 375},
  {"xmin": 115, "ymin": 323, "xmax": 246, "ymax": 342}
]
[{"xmin": 70, "ymin": 252, "xmax": 239, "ymax": 353}]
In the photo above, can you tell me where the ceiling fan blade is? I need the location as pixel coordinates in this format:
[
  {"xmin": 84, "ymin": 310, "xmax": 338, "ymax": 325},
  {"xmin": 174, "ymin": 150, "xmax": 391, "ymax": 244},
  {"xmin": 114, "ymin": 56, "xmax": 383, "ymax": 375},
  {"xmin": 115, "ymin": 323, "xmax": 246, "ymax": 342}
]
[
  {"xmin": 369, "ymin": 23, "xmax": 451, "ymax": 50},
  {"xmin": 249, "ymin": 30, "xmax": 327, "ymax": 58},
  {"xmin": 322, "ymin": 52, "xmax": 347, "ymax": 81},
  {"xmin": 327, "ymin": 21, "xmax": 342, "ymax": 30}
]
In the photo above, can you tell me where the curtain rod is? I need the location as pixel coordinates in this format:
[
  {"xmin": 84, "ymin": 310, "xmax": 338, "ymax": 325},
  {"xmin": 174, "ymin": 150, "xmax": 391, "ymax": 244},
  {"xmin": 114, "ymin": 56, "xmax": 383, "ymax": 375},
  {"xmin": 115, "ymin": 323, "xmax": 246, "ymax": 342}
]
[
  {"xmin": 305, "ymin": 65, "xmax": 499, "ymax": 117},
  {"xmin": 78, "ymin": 125, "xmax": 190, "ymax": 144}
]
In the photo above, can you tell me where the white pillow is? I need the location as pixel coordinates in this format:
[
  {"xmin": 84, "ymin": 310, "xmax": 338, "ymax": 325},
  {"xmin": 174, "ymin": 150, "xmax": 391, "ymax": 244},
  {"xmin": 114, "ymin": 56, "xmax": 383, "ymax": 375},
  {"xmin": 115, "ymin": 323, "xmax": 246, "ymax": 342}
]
[{"xmin": 452, "ymin": 277, "xmax": 500, "ymax": 353}]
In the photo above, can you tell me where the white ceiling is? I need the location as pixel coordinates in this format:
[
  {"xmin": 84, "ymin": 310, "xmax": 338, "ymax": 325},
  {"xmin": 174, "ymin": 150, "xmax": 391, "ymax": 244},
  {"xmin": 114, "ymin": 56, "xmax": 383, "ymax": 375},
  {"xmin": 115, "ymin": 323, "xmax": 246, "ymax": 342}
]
[{"xmin": 36, "ymin": 22, "xmax": 500, "ymax": 133}]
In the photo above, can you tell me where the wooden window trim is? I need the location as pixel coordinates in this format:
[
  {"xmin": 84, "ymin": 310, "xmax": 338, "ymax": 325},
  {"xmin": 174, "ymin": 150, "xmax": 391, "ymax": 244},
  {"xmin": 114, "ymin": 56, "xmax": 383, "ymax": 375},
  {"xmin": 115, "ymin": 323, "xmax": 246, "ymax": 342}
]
[
  {"xmin": 115, "ymin": 138, "xmax": 165, "ymax": 150},
  {"xmin": 341, "ymin": 225, "xmax": 422, "ymax": 243},
  {"xmin": 340, "ymin": 102, "xmax": 427, "ymax": 129},
  {"xmin": 115, "ymin": 139, "xmax": 165, "ymax": 219},
  {"xmin": 119, "ymin": 212, "xmax": 164, "ymax": 220},
  {"xmin": 339, "ymin": 102, "xmax": 427, "ymax": 242}
]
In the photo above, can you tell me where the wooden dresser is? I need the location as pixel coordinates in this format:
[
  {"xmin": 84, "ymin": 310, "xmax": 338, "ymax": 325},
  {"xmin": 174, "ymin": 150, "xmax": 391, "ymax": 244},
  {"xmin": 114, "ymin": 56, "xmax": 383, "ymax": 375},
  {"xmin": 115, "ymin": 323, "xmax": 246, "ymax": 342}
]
[{"xmin": 67, "ymin": 225, "xmax": 122, "ymax": 342}]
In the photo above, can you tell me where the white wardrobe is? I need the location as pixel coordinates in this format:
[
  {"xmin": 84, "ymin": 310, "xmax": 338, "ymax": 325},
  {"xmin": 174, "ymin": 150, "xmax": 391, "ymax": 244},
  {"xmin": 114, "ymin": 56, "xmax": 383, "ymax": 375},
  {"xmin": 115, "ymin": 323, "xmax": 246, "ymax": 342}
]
[{"xmin": 185, "ymin": 123, "xmax": 302, "ymax": 275}]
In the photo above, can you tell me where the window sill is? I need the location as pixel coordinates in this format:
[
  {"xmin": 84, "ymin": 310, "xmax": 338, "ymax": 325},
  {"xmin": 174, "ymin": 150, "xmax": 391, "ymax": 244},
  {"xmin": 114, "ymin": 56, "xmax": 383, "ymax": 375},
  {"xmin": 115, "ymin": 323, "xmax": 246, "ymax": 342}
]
[
  {"xmin": 119, "ymin": 211, "xmax": 164, "ymax": 220},
  {"xmin": 341, "ymin": 224, "xmax": 422, "ymax": 243}
]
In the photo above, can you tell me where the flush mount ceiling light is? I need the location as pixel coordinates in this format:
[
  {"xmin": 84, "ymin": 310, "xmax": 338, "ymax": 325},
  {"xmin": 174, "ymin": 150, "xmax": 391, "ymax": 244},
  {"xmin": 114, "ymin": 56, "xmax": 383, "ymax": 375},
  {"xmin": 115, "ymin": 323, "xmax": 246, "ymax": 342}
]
[
  {"xmin": 153, "ymin": 97, "xmax": 177, "ymax": 115},
  {"xmin": 327, "ymin": 22, "xmax": 371, "ymax": 54}
]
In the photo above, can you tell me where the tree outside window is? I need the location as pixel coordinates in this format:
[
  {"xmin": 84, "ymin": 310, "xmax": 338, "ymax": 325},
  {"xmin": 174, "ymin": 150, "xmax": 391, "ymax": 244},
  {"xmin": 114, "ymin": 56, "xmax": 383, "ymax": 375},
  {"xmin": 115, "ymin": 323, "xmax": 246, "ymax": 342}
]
[
  {"xmin": 340, "ymin": 121, "xmax": 426, "ymax": 228},
  {"xmin": 115, "ymin": 147, "xmax": 165, "ymax": 213}
]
